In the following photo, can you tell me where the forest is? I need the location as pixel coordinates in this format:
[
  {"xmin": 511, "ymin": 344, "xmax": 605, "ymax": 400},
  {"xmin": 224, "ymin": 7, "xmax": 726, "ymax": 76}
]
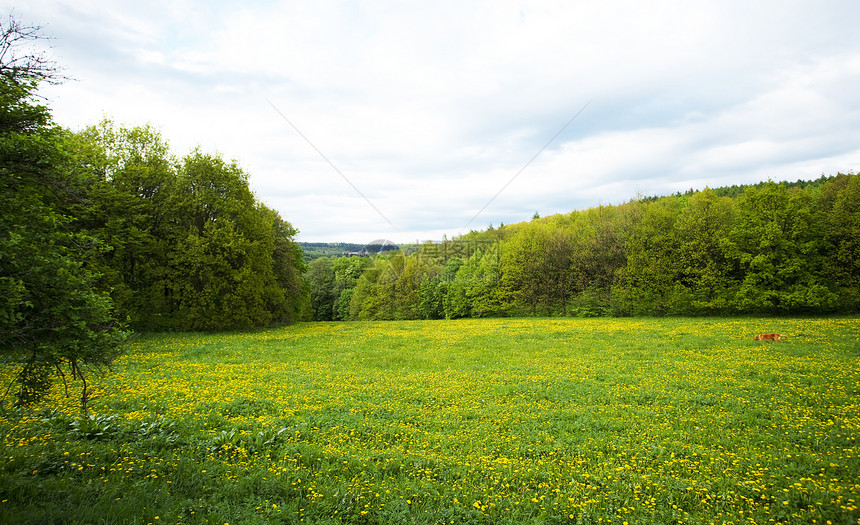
[
  {"xmin": 2, "ymin": 110, "xmax": 307, "ymax": 334},
  {"xmin": 0, "ymin": 19, "xmax": 307, "ymax": 404},
  {"xmin": 307, "ymin": 174, "xmax": 860, "ymax": 321}
]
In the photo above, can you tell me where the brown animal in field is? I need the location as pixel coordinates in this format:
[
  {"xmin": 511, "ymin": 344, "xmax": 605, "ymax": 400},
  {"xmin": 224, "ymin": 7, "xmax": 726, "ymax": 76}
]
[{"xmin": 754, "ymin": 333, "xmax": 786, "ymax": 342}]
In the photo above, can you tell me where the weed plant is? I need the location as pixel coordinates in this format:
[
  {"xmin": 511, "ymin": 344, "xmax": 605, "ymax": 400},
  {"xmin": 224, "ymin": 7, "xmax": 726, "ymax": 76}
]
[{"xmin": 1, "ymin": 317, "xmax": 858, "ymax": 524}]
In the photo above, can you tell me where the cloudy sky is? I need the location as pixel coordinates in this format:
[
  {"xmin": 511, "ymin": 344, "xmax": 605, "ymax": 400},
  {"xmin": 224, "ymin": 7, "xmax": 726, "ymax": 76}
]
[{"xmin": 13, "ymin": 1, "xmax": 860, "ymax": 243}]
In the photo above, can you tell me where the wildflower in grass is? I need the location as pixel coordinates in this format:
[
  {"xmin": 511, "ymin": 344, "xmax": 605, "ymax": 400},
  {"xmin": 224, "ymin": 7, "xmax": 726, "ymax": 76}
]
[{"xmin": 1, "ymin": 317, "xmax": 858, "ymax": 524}]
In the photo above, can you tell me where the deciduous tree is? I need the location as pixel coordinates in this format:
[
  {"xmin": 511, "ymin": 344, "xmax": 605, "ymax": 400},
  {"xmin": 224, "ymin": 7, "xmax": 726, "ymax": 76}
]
[{"xmin": 0, "ymin": 17, "xmax": 126, "ymax": 410}]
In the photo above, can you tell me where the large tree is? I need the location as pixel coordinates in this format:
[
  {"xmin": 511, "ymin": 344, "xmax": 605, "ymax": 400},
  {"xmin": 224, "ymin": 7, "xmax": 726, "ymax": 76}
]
[
  {"xmin": 69, "ymin": 121, "xmax": 175, "ymax": 326},
  {"xmin": 671, "ymin": 189, "xmax": 737, "ymax": 314},
  {"xmin": 0, "ymin": 17, "xmax": 126, "ymax": 410},
  {"xmin": 307, "ymin": 257, "xmax": 336, "ymax": 321},
  {"xmin": 614, "ymin": 197, "xmax": 682, "ymax": 315},
  {"xmin": 824, "ymin": 174, "xmax": 860, "ymax": 310},
  {"xmin": 724, "ymin": 182, "xmax": 836, "ymax": 313}
]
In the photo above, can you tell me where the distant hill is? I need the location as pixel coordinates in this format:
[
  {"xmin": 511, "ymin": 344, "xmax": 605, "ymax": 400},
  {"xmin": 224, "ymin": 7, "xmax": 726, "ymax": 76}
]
[{"xmin": 299, "ymin": 242, "xmax": 400, "ymax": 261}]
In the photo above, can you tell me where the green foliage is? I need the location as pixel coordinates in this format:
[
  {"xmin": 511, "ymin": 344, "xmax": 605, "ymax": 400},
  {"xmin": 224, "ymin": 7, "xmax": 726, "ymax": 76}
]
[
  {"xmin": 299, "ymin": 241, "xmax": 401, "ymax": 261},
  {"xmin": 671, "ymin": 189, "xmax": 736, "ymax": 314},
  {"xmin": 307, "ymin": 257, "xmax": 336, "ymax": 320},
  {"xmin": 73, "ymin": 122, "xmax": 308, "ymax": 331},
  {"xmin": 5, "ymin": 106, "xmax": 308, "ymax": 335},
  {"xmin": 614, "ymin": 197, "xmax": 684, "ymax": 315},
  {"xmin": 499, "ymin": 225, "xmax": 545, "ymax": 314},
  {"xmin": 315, "ymin": 176, "xmax": 859, "ymax": 320},
  {"xmin": 2, "ymin": 14, "xmax": 308, "ymax": 416},
  {"xmin": 569, "ymin": 285, "xmax": 612, "ymax": 317},
  {"xmin": 724, "ymin": 182, "xmax": 836, "ymax": 313},
  {"xmin": 331, "ymin": 256, "xmax": 367, "ymax": 320},
  {"xmin": 445, "ymin": 254, "xmax": 477, "ymax": 319},
  {"xmin": 208, "ymin": 427, "xmax": 289, "ymax": 456},
  {"xmin": 417, "ymin": 257, "xmax": 461, "ymax": 320},
  {"xmin": 347, "ymin": 253, "xmax": 439, "ymax": 320},
  {"xmin": 135, "ymin": 415, "xmax": 179, "ymax": 445},
  {"xmin": 459, "ymin": 248, "xmax": 506, "ymax": 318},
  {"xmin": 825, "ymin": 174, "xmax": 860, "ymax": 310},
  {"xmin": 69, "ymin": 414, "xmax": 122, "ymax": 440},
  {"xmin": 1, "ymin": 43, "xmax": 127, "ymax": 409},
  {"xmin": 348, "ymin": 257, "xmax": 389, "ymax": 320},
  {"xmin": 305, "ymin": 256, "xmax": 372, "ymax": 321}
]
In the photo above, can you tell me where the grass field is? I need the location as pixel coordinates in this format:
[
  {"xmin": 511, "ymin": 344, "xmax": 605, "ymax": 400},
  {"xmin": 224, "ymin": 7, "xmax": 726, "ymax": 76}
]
[{"xmin": 1, "ymin": 317, "xmax": 858, "ymax": 524}]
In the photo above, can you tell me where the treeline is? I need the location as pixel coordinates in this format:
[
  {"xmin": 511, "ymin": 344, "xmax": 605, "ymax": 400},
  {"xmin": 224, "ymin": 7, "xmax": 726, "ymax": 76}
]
[
  {"xmin": 300, "ymin": 242, "xmax": 400, "ymax": 262},
  {"xmin": 2, "ymin": 80, "xmax": 307, "ymax": 335},
  {"xmin": 74, "ymin": 122, "xmax": 309, "ymax": 330},
  {"xmin": 1, "ymin": 17, "xmax": 310, "ymax": 407},
  {"xmin": 307, "ymin": 175, "xmax": 859, "ymax": 320}
]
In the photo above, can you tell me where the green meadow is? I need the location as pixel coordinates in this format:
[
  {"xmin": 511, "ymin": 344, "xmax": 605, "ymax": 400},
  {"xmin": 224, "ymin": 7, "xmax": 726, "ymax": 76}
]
[{"xmin": 1, "ymin": 317, "xmax": 858, "ymax": 524}]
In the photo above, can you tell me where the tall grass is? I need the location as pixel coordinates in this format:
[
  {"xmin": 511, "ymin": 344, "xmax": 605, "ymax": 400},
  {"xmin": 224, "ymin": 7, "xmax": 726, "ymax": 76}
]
[{"xmin": 1, "ymin": 317, "xmax": 858, "ymax": 524}]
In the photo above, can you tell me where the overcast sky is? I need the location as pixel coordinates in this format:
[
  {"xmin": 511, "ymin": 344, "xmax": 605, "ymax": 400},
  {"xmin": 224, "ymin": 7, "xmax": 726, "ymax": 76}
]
[{"xmin": 13, "ymin": 1, "xmax": 860, "ymax": 243}]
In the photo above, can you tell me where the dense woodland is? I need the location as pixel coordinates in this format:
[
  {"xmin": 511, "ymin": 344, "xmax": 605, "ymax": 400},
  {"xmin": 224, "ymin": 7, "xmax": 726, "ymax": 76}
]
[
  {"xmin": 82, "ymin": 122, "xmax": 308, "ymax": 330},
  {"xmin": 308, "ymin": 174, "xmax": 860, "ymax": 320},
  {"xmin": 0, "ymin": 19, "xmax": 308, "ymax": 404},
  {"xmin": 2, "ymin": 109, "xmax": 308, "ymax": 333}
]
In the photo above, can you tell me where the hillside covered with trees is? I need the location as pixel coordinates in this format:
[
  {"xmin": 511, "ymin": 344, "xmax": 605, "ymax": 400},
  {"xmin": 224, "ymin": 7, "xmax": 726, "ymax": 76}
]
[{"xmin": 307, "ymin": 175, "xmax": 859, "ymax": 320}]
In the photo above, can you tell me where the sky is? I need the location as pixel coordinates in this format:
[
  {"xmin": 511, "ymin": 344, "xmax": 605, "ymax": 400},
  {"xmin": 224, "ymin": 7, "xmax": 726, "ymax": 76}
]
[{"xmin": 10, "ymin": 1, "xmax": 860, "ymax": 243}]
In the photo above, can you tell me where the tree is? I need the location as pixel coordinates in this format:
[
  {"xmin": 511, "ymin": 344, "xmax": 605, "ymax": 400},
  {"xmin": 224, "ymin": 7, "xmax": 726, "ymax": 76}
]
[
  {"xmin": 614, "ymin": 198, "xmax": 682, "ymax": 315},
  {"xmin": 672, "ymin": 189, "xmax": 737, "ymax": 314},
  {"xmin": 542, "ymin": 227, "xmax": 576, "ymax": 315},
  {"xmin": 418, "ymin": 256, "xmax": 460, "ymax": 320},
  {"xmin": 445, "ymin": 254, "xmax": 476, "ymax": 319},
  {"xmin": 0, "ymin": 16, "xmax": 126, "ymax": 411},
  {"xmin": 69, "ymin": 121, "xmax": 175, "ymax": 327},
  {"xmin": 500, "ymin": 222, "xmax": 569, "ymax": 315},
  {"xmin": 824, "ymin": 174, "xmax": 860, "ymax": 310},
  {"xmin": 468, "ymin": 247, "xmax": 506, "ymax": 317},
  {"xmin": 568, "ymin": 204, "xmax": 634, "ymax": 315},
  {"xmin": 266, "ymin": 206, "xmax": 308, "ymax": 322},
  {"xmin": 307, "ymin": 257, "xmax": 336, "ymax": 321},
  {"xmin": 349, "ymin": 256, "xmax": 397, "ymax": 320},
  {"xmin": 499, "ymin": 227, "xmax": 542, "ymax": 315},
  {"xmin": 331, "ymin": 256, "xmax": 368, "ymax": 320},
  {"xmin": 72, "ymin": 119, "xmax": 310, "ymax": 330},
  {"xmin": 723, "ymin": 182, "xmax": 836, "ymax": 313},
  {"xmin": 0, "ymin": 14, "xmax": 66, "ymax": 85},
  {"xmin": 163, "ymin": 151, "xmax": 302, "ymax": 330}
]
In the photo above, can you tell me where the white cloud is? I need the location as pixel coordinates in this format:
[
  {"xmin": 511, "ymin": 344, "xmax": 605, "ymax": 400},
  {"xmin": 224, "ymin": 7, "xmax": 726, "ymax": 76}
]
[{"xmin": 14, "ymin": 0, "xmax": 860, "ymax": 242}]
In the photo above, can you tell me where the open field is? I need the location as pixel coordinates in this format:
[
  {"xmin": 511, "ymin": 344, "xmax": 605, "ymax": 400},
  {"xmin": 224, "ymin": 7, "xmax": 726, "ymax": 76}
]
[{"xmin": 1, "ymin": 317, "xmax": 858, "ymax": 524}]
